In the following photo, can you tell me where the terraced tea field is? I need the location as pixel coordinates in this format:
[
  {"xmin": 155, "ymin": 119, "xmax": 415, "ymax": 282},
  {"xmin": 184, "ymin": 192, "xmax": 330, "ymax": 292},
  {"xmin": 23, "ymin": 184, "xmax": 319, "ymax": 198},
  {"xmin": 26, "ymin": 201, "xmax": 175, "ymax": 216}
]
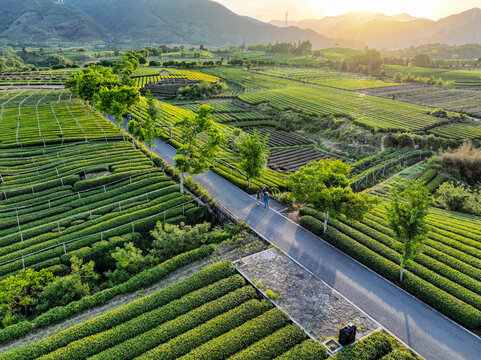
[
  {"xmin": 359, "ymin": 85, "xmax": 481, "ymax": 118},
  {"xmin": 253, "ymin": 67, "xmax": 399, "ymax": 90},
  {"xmin": 133, "ymin": 68, "xmax": 219, "ymax": 88},
  {"xmin": 269, "ymin": 147, "xmax": 331, "ymax": 173},
  {"xmin": 0, "ymin": 140, "xmax": 200, "ymax": 280},
  {"xmin": 0, "ymin": 70, "xmax": 77, "ymax": 87},
  {"xmin": 0, "ymin": 90, "xmax": 122, "ymax": 146},
  {"xmin": 239, "ymin": 85, "xmax": 443, "ymax": 131},
  {"xmin": 0, "ymin": 262, "xmax": 329, "ymax": 360},
  {"xmin": 383, "ymin": 65, "xmax": 481, "ymax": 89}
]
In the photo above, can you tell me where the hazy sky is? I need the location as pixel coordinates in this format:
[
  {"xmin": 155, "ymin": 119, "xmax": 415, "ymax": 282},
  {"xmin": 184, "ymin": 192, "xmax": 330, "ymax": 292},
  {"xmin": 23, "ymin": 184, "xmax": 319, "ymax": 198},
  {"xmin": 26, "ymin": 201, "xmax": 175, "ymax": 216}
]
[{"xmin": 214, "ymin": 0, "xmax": 481, "ymax": 21}]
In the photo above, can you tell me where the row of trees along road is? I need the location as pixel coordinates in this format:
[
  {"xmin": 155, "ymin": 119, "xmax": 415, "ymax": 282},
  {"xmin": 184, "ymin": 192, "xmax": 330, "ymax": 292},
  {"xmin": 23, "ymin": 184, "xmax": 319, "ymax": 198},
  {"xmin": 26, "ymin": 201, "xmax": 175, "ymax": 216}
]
[{"xmin": 288, "ymin": 159, "xmax": 432, "ymax": 283}]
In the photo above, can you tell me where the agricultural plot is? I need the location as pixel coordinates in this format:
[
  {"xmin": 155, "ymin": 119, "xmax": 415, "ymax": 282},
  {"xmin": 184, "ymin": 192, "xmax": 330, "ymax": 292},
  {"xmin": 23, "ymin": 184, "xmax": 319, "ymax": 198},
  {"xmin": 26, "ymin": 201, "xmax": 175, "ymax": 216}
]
[
  {"xmin": 0, "ymin": 70, "xmax": 76, "ymax": 87},
  {"xmin": 0, "ymin": 90, "xmax": 121, "ymax": 146},
  {"xmin": 359, "ymin": 85, "xmax": 481, "ymax": 118},
  {"xmin": 428, "ymin": 122, "xmax": 481, "ymax": 139},
  {"xmin": 243, "ymin": 128, "xmax": 313, "ymax": 148},
  {"xmin": 253, "ymin": 67, "xmax": 399, "ymax": 90},
  {"xmin": 383, "ymin": 65, "xmax": 481, "ymax": 89},
  {"xmin": 0, "ymin": 262, "xmax": 328, "ymax": 360},
  {"xmin": 0, "ymin": 140, "xmax": 201, "ymax": 280},
  {"xmin": 269, "ymin": 147, "xmax": 330, "ymax": 173},
  {"xmin": 239, "ymin": 85, "xmax": 443, "ymax": 132},
  {"xmin": 300, "ymin": 203, "xmax": 481, "ymax": 329},
  {"xmin": 133, "ymin": 68, "xmax": 219, "ymax": 88}
]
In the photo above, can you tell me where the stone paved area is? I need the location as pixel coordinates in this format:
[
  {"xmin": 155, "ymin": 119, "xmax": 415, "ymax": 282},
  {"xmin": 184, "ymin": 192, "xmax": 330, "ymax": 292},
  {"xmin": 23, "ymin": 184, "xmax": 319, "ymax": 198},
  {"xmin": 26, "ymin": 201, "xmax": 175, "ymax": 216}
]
[{"xmin": 236, "ymin": 248, "xmax": 380, "ymax": 342}]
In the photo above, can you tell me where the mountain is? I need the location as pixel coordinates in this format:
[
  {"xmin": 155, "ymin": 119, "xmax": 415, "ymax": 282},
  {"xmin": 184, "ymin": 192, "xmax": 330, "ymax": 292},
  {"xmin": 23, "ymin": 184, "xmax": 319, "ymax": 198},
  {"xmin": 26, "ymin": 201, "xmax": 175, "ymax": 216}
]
[
  {"xmin": 271, "ymin": 8, "xmax": 481, "ymax": 49},
  {"xmin": 0, "ymin": 0, "xmax": 338, "ymax": 47},
  {"xmin": 0, "ymin": 0, "xmax": 108, "ymax": 42}
]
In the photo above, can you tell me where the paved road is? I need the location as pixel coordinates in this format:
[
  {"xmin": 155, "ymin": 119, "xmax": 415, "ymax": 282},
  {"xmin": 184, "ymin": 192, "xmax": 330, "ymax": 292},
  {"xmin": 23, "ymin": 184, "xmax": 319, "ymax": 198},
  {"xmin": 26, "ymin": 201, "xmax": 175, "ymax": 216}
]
[{"xmin": 132, "ymin": 128, "xmax": 481, "ymax": 360}]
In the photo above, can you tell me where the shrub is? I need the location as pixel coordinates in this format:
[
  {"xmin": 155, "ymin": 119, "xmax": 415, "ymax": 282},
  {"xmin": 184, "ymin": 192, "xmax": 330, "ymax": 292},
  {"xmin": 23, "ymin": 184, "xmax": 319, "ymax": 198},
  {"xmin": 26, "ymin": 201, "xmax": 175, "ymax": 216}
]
[
  {"xmin": 333, "ymin": 331, "xmax": 392, "ymax": 360},
  {"xmin": 89, "ymin": 286, "xmax": 258, "ymax": 360},
  {"xmin": 179, "ymin": 308, "xmax": 289, "ymax": 360},
  {"xmin": 229, "ymin": 324, "xmax": 306, "ymax": 360},
  {"xmin": 275, "ymin": 339, "xmax": 329, "ymax": 360}
]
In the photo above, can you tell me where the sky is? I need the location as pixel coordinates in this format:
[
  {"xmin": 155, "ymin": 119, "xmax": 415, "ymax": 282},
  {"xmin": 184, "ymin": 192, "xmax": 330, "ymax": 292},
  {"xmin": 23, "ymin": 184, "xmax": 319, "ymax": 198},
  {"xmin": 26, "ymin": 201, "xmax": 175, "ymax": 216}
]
[{"xmin": 213, "ymin": 0, "xmax": 481, "ymax": 22}]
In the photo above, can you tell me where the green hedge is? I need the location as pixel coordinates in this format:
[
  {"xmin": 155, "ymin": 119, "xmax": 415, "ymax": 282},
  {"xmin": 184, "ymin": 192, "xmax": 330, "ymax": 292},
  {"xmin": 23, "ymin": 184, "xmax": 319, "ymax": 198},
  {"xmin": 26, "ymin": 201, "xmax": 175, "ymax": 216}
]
[
  {"xmin": 229, "ymin": 324, "xmax": 307, "ymax": 360},
  {"xmin": 425, "ymin": 174, "xmax": 446, "ymax": 193},
  {"xmin": 90, "ymin": 286, "xmax": 258, "ymax": 360},
  {"xmin": 39, "ymin": 275, "xmax": 248, "ymax": 360},
  {"xmin": 0, "ymin": 246, "xmax": 217, "ymax": 346},
  {"xmin": 178, "ymin": 307, "xmax": 289, "ymax": 360},
  {"xmin": 332, "ymin": 331, "xmax": 392, "ymax": 360},
  {"xmin": 275, "ymin": 339, "xmax": 329, "ymax": 360},
  {"xmin": 137, "ymin": 300, "xmax": 274, "ymax": 360}
]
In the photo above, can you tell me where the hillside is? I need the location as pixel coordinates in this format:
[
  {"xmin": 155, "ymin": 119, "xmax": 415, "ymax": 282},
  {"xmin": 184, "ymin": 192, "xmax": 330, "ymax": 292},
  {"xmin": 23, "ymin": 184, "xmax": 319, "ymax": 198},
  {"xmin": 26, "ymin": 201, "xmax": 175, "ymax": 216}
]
[
  {"xmin": 67, "ymin": 0, "xmax": 334, "ymax": 47},
  {"xmin": 0, "ymin": 0, "xmax": 108, "ymax": 42},
  {"xmin": 0, "ymin": 0, "xmax": 335, "ymax": 47},
  {"xmin": 272, "ymin": 8, "xmax": 481, "ymax": 49}
]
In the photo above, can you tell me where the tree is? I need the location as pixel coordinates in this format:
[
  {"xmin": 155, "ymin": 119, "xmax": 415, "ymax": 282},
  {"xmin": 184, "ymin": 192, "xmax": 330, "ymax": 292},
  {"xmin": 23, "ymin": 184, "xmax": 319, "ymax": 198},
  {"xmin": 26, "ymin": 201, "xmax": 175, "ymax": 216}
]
[
  {"xmin": 237, "ymin": 129, "xmax": 270, "ymax": 187},
  {"xmin": 65, "ymin": 66, "xmax": 120, "ymax": 106},
  {"xmin": 127, "ymin": 91, "xmax": 158, "ymax": 162},
  {"xmin": 96, "ymin": 85, "xmax": 140, "ymax": 122},
  {"xmin": 174, "ymin": 105, "xmax": 226, "ymax": 193},
  {"xmin": 387, "ymin": 180, "xmax": 432, "ymax": 282},
  {"xmin": 287, "ymin": 159, "xmax": 376, "ymax": 234},
  {"xmin": 411, "ymin": 54, "xmax": 432, "ymax": 68}
]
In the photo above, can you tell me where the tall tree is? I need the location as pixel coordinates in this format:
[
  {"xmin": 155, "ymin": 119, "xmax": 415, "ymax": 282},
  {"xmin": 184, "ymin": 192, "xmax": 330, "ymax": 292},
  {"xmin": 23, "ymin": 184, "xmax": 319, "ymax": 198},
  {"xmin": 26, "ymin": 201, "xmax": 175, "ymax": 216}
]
[
  {"xmin": 237, "ymin": 129, "xmax": 270, "ymax": 187},
  {"xmin": 174, "ymin": 105, "xmax": 226, "ymax": 193},
  {"xmin": 288, "ymin": 159, "xmax": 376, "ymax": 233},
  {"xmin": 387, "ymin": 180, "xmax": 432, "ymax": 282},
  {"xmin": 127, "ymin": 91, "xmax": 158, "ymax": 163},
  {"xmin": 96, "ymin": 85, "xmax": 140, "ymax": 122}
]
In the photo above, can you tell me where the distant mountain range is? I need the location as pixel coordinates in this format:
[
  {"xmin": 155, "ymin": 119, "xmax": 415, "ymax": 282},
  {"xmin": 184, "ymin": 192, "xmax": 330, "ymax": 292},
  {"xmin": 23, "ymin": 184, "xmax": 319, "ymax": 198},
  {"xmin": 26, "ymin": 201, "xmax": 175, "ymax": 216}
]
[
  {"xmin": 0, "ymin": 0, "xmax": 340, "ymax": 47},
  {"xmin": 0, "ymin": 0, "xmax": 479, "ymax": 49},
  {"xmin": 271, "ymin": 8, "xmax": 481, "ymax": 49}
]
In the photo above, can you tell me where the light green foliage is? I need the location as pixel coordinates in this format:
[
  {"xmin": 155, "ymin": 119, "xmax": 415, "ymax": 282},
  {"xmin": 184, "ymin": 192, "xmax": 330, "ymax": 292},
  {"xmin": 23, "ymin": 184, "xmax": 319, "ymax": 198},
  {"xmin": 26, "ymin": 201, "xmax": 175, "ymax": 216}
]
[
  {"xmin": 0, "ymin": 269, "xmax": 54, "ymax": 326},
  {"xmin": 174, "ymin": 104, "xmax": 226, "ymax": 192},
  {"xmin": 237, "ymin": 129, "xmax": 270, "ymax": 186},
  {"xmin": 150, "ymin": 222, "xmax": 211, "ymax": 261},
  {"xmin": 111, "ymin": 243, "xmax": 145, "ymax": 274},
  {"xmin": 128, "ymin": 91, "xmax": 158, "ymax": 152},
  {"xmin": 387, "ymin": 180, "xmax": 432, "ymax": 281},
  {"xmin": 96, "ymin": 85, "xmax": 140, "ymax": 121},
  {"xmin": 288, "ymin": 159, "xmax": 376, "ymax": 233},
  {"xmin": 65, "ymin": 66, "xmax": 120, "ymax": 104},
  {"xmin": 36, "ymin": 256, "xmax": 98, "ymax": 313},
  {"xmin": 435, "ymin": 182, "xmax": 481, "ymax": 215}
]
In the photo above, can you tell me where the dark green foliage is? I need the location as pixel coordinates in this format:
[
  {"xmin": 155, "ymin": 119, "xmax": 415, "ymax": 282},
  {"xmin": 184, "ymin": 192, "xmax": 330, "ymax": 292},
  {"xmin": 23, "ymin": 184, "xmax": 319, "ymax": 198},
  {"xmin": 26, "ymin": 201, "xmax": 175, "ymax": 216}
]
[{"xmin": 275, "ymin": 339, "xmax": 329, "ymax": 360}]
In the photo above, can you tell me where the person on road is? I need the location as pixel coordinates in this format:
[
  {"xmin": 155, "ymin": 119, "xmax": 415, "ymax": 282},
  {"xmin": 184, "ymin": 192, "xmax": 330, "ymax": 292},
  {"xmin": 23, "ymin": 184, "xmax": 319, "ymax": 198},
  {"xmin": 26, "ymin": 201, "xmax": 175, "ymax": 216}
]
[{"xmin": 263, "ymin": 191, "xmax": 270, "ymax": 208}]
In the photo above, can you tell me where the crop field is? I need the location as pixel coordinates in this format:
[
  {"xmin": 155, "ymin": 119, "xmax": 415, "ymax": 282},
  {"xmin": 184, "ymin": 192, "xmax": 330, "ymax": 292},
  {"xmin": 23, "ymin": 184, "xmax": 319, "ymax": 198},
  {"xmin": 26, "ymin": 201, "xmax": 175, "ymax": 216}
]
[
  {"xmin": 359, "ymin": 85, "xmax": 481, "ymax": 118},
  {"xmin": 0, "ymin": 70, "xmax": 77, "ymax": 87},
  {"xmin": 253, "ymin": 67, "xmax": 399, "ymax": 90},
  {"xmin": 239, "ymin": 85, "xmax": 443, "ymax": 131},
  {"xmin": 0, "ymin": 90, "xmax": 122, "ymax": 146},
  {"xmin": 0, "ymin": 262, "xmax": 328, "ymax": 360},
  {"xmin": 428, "ymin": 122, "xmax": 481, "ymax": 139},
  {"xmin": 243, "ymin": 128, "xmax": 313, "ymax": 148},
  {"xmin": 383, "ymin": 65, "xmax": 481, "ymax": 89},
  {"xmin": 300, "ymin": 203, "xmax": 481, "ymax": 329},
  {"xmin": 132, "ymin": 68, "xmax": 219, "ymax": 88},
  {"xmin": 0, "ymin": 139, "xmax": 200, "ymax": 280},
  {"xmin": 269, "ymin": 147, "xmax": 330, "ymax": 173}
]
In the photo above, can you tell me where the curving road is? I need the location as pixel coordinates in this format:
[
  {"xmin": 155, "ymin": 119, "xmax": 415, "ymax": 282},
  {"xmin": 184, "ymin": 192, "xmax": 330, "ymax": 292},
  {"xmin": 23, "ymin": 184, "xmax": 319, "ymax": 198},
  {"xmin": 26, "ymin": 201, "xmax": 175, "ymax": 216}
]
[{"xmin": 129, "ymin": 125, "xmax": 481, "ymax": 360}]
